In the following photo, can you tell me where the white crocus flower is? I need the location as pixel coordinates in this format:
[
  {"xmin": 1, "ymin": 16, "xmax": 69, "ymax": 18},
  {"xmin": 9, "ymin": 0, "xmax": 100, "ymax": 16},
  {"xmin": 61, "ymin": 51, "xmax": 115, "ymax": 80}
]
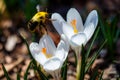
[
  {"xmin": 52, "ymin": 8, "xmax": 98, "ymax": 54},
  {"xmin": 29, "ymin": 34, "xmax": 69, "ymax": 80}
]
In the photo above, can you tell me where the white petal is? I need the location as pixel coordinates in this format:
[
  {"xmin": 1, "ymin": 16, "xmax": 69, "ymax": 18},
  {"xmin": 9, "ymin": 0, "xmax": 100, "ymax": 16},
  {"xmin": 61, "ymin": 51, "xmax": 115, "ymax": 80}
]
[
  {"xmin": 61, "ymin": 34, "xmax": 70, "ymax": 51},
  {"xmin": 51, "ymin": 13, "xmax": 65, "ymax": 35},
  {"xmin": 62, "ymin": 22, "xmax": 74, "ymax": 40},
  {"xmin": 70, "ymin": 33, "xmax": 87, "ymax": 47},
  {"xmin": 83, "ymin": 23, "xmax": 95, "ymax": 42},
  {"xmin": 39, "ymin": 35, "xmax": 56, "ymax": 55},
  {"xmin": 67, "ymin": 8, "xmax": 84, "ymax": 32},
  {"xmin": 84, "ymin": 10, "xmax": 98, "ymax": 31},
  {"xmin": 43, "ymin": 57, "xmax": 62, "ymax": 72},
  {"xmin": 55, "ymin": 49, "xmax": 65, "ymax": 62},
  {"xmin": 29, "ymin": 42, "xmax": 47, "ymax": 65},
  {"xmin": 55, "ymin": 40, "xmax": 69, "ymax": 61},
  {"xmin": 29, "ymin": 42, "xmax": 40, "ymax": 53}
]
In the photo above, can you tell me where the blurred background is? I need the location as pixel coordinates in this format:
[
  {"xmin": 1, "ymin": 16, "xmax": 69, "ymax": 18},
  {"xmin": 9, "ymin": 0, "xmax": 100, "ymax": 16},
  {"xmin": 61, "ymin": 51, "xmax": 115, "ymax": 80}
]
[{"xmin": 0, "ymin": 0, "xmax": 120, "ymax": 80}]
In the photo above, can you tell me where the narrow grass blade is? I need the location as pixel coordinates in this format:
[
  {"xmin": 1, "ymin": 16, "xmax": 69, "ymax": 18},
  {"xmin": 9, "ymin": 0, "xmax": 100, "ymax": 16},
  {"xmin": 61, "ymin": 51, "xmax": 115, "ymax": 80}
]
[
  {"xmin": 73, "ymin": 51, "xmax": 77, "ymax": 67},
  {"xmin": 36, "ymin": 67, "xmax": 49, "ymax": 80},
  {"xmin": 19, "ymin": 33, "xmax": 38, "ymax": 69},
  {"xmin": 33, "ymin": 64, "xmax": 49, "ymax": 80},
  {"xmin": 115, "ymin": 29, "xmax": 120, "ymax": 42},
  {"xmin": 24, "ymin": 60, "xmax": 32, "ymax": 80},
  {"xmin": 85, "ymin": 39, "xmax": 107, "ymax": 73},
  {"xmin": 98, "ymin": 70, "xmax": 104, "ymax": 80},
  {"xmin": 1, "ymin": 63, "xmax": 11, "ymax": 80},
  {"xmin": 98, "ymin": 11, "xmax": 106, "ymax": 38},
  {"xmin": 17, "ymin": 72, "xmax": 20, "ymax": 80},
  {"xmin": 90, "ymin": 68, "xmax": 99, "ymax": 80},
  {"xmin": 111, "ymin": 15, "xmax": 119, "ymax": 38},
  {"xmin": 19, "ymin": 34, "xmax": 33, "ymax": 59},
  {"xmin": 85, "ymin": 27, "xmax": 100, "ymax": 61},
  {"xmin": 61, "ymin": 58, "xmax": 68, "ymax": 80}
]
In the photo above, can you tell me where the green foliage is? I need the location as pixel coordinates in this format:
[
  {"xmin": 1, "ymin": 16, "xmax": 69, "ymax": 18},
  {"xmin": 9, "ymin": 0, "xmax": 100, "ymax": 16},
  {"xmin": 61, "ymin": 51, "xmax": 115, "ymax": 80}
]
[
  {"xmin": 1, "ymin": 63, "xmax": 11, "ymax": 80},
  {"xmin": 24, "ymin": 0, "xmax": 40, "ymax": 20},
  {"xmin": 4, "ymin": 0, "xmax": 23, "ymax": 11},
  {"xmin": 98, "ymin": 71, "xmax": 104, "ymax": 80},
  {"xmin": 61, "ymin": 58, "xmax": 68, "ymax": 80},
  {"xmin": 20, "ymin": 33, "xmax": 33, "ymax": 59},
  {"xmin": 24, "ymin": 60, "xmax": 32, "ymax": 80},
  {"xmin": 79, "ymin": 45, "xmax": 86, "ymax": 80},
  {"xmin": 33, "ymin": 64, "xmax": 48, "ymax": 80},
  {"xmin": 74, "ymin": 51, "xmax": 78, "ymax": 67},
  {"xmin": 85, "ymin": 39, "xmax": 107, "ymax": 73},
  {"xmin": 17, "ymin": 72, "xmax": 20, "ymax": 80},
  {"xmin": 24, "ymin": 0, "xmax": 48, "ymax": 20},
  {"xmin": 98, "ymin": 12, "xmax": 120, "ymax": 61},
  {"xmin": 85, "ymin": 27, "xmax": 100, "ymax": 61}
]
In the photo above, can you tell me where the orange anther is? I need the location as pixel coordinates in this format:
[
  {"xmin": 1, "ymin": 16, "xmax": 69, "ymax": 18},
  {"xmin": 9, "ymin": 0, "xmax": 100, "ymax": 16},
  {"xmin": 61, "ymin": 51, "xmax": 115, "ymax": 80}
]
[
  {"xmin": 70, "ymin": 19, "xmax": 78, "ymax": 33},
  {"xmin": 42, "ymin": 48, "xmax": 46, "ymax": 54},
  {"xmin": 41, "ymin": 48, "xmax": 52, "ymax": 58},
  {"xmin": 71, "ymin": 19, "xmax": 76, "ymax": 27}
]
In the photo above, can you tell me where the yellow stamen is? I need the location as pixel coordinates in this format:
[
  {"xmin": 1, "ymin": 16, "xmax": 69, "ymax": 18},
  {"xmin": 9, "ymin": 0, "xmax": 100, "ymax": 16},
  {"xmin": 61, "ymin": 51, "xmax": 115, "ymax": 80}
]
[
  {"xmin": 70, "ymin": 19, "xmax": 78, "ymax": 33},
  {"xmin": 41, "ymin": 48, "xmax": 52, "ymax": 58}
]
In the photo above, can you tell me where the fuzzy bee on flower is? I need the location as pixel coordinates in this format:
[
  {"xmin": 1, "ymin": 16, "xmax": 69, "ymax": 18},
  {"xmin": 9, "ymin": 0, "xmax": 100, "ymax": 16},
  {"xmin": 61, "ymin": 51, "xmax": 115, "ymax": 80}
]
[
  {"xmin": 27, "ymin": 11, "xmax": 57, "ymax": 39},
  {"xmin": 27, "ymin": 5, "xmax": 60, "ymax": 45},
  {"xmin": 27, "ymin": 5, "xmax": 53, "ymax": 36}
]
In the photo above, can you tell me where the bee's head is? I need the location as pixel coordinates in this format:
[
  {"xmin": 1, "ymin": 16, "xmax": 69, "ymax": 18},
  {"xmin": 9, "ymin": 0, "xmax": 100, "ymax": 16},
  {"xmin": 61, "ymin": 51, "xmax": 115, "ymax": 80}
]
[{"xmin": 28, "ymin": 12, "xmax": 49, "ymax": 32}]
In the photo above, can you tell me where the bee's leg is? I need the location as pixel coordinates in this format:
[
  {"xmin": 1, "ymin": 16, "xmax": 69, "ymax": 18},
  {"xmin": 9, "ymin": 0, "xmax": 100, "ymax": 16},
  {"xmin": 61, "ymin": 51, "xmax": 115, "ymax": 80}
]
[
  {"xmin": 37, "ymin": 23, "xmax": 47, "ymax": 38},
  {"xmin": 42, "ymin": 24, "xmax": 48, "ymax": 34}
]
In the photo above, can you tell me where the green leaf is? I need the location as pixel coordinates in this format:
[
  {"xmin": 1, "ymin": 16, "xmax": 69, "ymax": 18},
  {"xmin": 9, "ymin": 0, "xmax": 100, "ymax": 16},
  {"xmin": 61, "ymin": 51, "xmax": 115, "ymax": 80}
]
[
  {"xmin": 85, "ymin": 39, "xmax": 107, "ymax": 73},
  {"xmin": 98, "ymin": 12, "xmax": 116, "ymax": 61},
  {"xmin": 85, "ymin": 27, "xmax": 100, "ymax": 61},
  {"xmin": 17, "ymin": 72, "xmax": 20, "ymax": 80},
  {"xmin": 19, "ymin": 33, "xmax": 33, "ymax": 59},
  {"xmin": 115, "ymin": 29, "xmax": 120, "ymax": 42},
  {"xmin": 24, "ymin": 60, "xmax": 32, "ymax": 80},
  {"xmin": 111, "ymin": 15, "xmax": 119, "ymax": 38},
  {"xmin": 90, "ymin": 68, "xmax": 99, "ymax": 80},
  {"xmin": 98, "ymin": 71, "xmax": 104, "ymax": 80},
  {"xmin": 19, "ymin": 33, "xmax": 37, "ymax": 66},
  {"xmin": 1, "ymin": 63, "xmax": 11, "ymax": 80},
  {"xmin": 80, "ymin": 45, "xmax": 86, "ymax": 80},
  {"xmin": 73, "ymin": 51, "xmax": 77, "ymax": 67},
  {"xmin": 24, "ymin": 0, "xmax": 40, "ymax": 20},
  {"xmin": 98, "ymin": 11, "xmax": 106, "ymax": 38},
  {"xmin": 33, "ymin": 64, "xmax": 49, "ymax": 80},
  {"xmin": 61, "ymin": 58, "xmax": 68, "ymax": 80}
]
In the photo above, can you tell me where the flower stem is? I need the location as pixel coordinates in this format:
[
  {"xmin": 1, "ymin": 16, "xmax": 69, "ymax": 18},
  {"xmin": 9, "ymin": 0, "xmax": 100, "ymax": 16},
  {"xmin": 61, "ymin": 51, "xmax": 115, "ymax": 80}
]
[{"xmin": 76, "ymin": 58, "xmax": 81, "ymax": 80}]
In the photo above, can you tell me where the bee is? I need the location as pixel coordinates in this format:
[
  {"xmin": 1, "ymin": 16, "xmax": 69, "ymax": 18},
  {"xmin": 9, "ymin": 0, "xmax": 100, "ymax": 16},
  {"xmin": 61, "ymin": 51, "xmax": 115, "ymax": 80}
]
[
  {"xmin": 27, "ymin": 11, "xmax": 60, "ymax": 45},
  {"xmin": 28, "ymin": 11, "xmax": 49, "ymax": 37}
]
